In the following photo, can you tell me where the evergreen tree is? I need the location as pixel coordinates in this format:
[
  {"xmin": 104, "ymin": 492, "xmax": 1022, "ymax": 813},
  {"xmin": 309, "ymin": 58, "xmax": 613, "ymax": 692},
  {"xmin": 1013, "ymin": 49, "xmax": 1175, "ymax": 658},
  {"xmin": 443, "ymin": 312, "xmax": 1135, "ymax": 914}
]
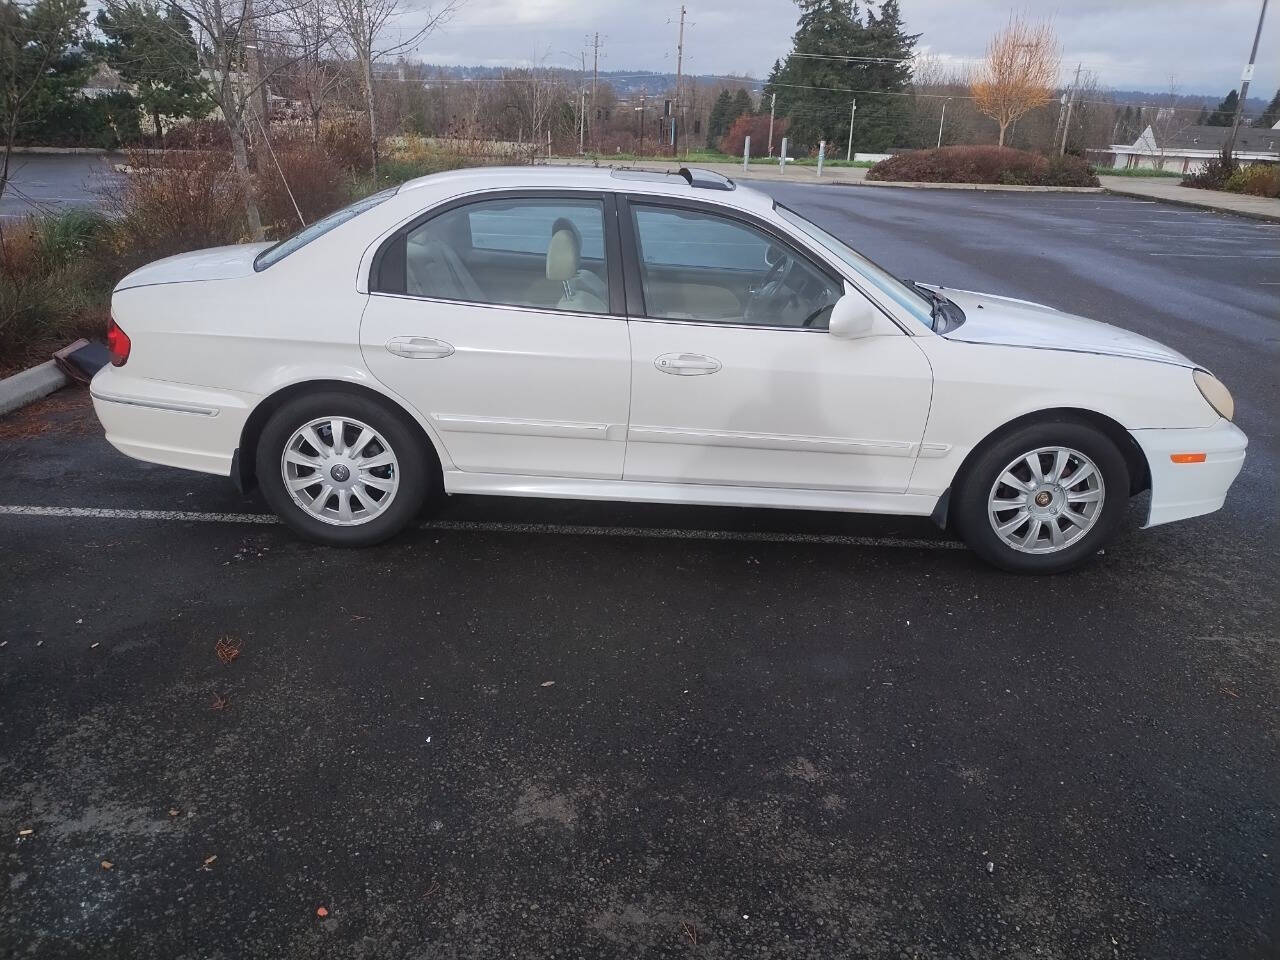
[
  {"xmin": 1206, "ymin": 89, "xmax": 1238, "ymax": 126},
  {"xmin": 729, "ymin": 88, "xmax": 753, "ymax": 121},
  {"xmin": 706, "ymin": 89, "xmax": 733, "ymax": 147},
  {"xmin": 1194, "ymin": 104, "xmax": 1209, "ymax": 125},
  {"xmin": 1257, "ymin": 88, "xmax": 1280, "ymax": 129},
  {"xmin": 90, "ymin": 0, "xmax": 209, "ymax": 147},
  {"xmin": 763, "ymin": 0, "xmax": 917, "ymax": 153}
]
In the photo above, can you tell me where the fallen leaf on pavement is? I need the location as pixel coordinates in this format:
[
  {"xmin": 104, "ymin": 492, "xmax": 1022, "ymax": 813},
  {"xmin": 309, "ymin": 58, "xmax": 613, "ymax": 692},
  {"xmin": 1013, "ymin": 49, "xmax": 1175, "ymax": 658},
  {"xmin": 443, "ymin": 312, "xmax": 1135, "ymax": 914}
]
[
  {"xmin": 316, "ymin": 906, "xmax": 329, "ymax": 917},
  {"xmin": 18, "ymin": 828, "xmax": 33, "ymax": 837},
  {"xmin": 168, "ymin": 808, "xmax": 180, "ymax": 817},
  {"xmin": 201, "ymin": 855, "xmax": 217, "ymax": 870},
  {"xmin": 540, "ymin": 680, "xmax": 555, "ymax": 687},
  {"xmin": 214, "ymin": 636, "xmax": 242, "ymax": 665},
  {"xmin": 101, "ymin": 860, "xmax": 114, "ymax": 870}
]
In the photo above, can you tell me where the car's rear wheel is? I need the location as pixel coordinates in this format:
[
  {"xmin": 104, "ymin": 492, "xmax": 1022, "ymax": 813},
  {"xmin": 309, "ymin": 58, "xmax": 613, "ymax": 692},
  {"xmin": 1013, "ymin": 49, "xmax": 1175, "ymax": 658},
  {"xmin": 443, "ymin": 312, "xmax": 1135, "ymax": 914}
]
[
  {"xmin": 952, "ymin": 420, "xmax": 1129, "ymax": 574},
  {"xmin": 257, "ymin": 391, "xmax": 431, "ymax": 546}
]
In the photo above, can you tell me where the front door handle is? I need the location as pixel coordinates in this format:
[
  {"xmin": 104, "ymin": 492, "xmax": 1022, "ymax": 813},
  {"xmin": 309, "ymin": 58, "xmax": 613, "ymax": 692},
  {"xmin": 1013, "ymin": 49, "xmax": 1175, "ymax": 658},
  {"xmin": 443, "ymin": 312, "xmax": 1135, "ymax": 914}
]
[
  {"xmin": 655, "ymin": 352, "xmax": 721, "ymax": 376},
  {"xmin": 387, "ymin": 336, "xmax": 454, "ymax": 359}
]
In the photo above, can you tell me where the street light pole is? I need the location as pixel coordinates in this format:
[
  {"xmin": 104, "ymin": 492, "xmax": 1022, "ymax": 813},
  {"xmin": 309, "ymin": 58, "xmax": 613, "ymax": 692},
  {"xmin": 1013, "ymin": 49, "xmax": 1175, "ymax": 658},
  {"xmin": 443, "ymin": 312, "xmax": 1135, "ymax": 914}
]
[
  {"xmin": 846, "ymin": 99, "xmax": 856, "ymax": 162},
  {"xmin": 1225, "ymin": 0, "xmax": 1269, "ymax": 160}
]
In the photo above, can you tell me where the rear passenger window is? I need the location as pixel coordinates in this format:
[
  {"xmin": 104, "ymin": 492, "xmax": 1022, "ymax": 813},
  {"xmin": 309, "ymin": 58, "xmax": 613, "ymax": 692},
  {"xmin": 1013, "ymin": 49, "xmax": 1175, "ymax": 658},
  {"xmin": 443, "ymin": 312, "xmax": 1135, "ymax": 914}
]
[{"xmin": 374, "ymin": 197, "xmax": 610, "ymax": 315}]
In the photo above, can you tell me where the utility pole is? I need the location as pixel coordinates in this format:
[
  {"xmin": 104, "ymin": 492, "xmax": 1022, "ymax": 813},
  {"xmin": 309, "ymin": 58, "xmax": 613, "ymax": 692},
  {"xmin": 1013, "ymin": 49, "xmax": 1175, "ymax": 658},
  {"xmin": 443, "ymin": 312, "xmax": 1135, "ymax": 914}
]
[
  {"xmin": 936, "ymin": 97, "xmax": 949, "ymax": 149},
  {"xmin": 1225, "ymin": 0, "xmax": 1268, "ymax": 160},
  {"xmin": 579, "ymin": 51, "xmax": 587, "ymax": 154},
  {"xmin": 672, "ymin": 4, "xmax": 686, "ymax": 156},
  {"xmin": 846, "ymin": 99, "xmax": 856, "ymax": 162},
  {"xmin": 591, "ymin": 32, "xmax": 600, "ymax": 152},
  {"xmin": 767, "ymin": 92, "xmax": 776, "ymax": 156},
  {"xmin": 1059, "ymin": 62, "xmax": 1081, "ymax": 156}
]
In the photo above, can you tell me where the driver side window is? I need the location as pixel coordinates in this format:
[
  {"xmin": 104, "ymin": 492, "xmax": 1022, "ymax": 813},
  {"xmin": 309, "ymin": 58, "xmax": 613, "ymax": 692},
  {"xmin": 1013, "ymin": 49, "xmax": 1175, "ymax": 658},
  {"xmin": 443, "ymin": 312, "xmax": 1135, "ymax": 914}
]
[{"xmin": 630, "ymin": 203, "xmax": 841, "ymax": 328}]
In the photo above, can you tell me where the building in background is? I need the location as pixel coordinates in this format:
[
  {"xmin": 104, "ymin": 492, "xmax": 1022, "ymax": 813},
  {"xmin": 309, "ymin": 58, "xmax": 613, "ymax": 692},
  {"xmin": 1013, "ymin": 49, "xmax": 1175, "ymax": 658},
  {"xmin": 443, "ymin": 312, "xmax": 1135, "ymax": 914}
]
[{"xmin": 1095, "ymin": 122, "xmax": 1280, "ymax": 173}]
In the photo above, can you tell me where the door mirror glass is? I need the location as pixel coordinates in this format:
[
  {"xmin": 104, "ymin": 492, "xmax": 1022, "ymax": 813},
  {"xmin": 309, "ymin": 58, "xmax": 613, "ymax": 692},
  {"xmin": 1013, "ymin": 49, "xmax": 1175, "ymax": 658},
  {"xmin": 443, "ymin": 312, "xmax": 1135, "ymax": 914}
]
[{"xmin": 828, "ymin": 292, "xmax": 878, "ymax": 339}]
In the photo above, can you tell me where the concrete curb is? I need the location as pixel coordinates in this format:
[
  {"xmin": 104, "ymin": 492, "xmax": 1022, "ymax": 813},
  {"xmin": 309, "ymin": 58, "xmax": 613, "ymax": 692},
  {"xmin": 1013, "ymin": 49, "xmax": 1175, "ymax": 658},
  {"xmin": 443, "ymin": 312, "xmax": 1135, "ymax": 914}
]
[
  {"xmin": 0, "ymin": 360, "xmax": 69, "ymax": 417},
  {"xmin": 1102, "ymin": 186, "xmax": 1280, "ymax": 223}
]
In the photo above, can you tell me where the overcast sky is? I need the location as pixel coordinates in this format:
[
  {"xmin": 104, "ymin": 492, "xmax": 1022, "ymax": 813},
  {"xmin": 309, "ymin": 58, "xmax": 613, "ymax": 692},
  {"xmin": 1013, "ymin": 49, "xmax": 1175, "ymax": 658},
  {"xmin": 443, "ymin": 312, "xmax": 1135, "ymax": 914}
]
[{"xmin": 402, "ymin": 0, "xmax": 1278, "ymax": 103}]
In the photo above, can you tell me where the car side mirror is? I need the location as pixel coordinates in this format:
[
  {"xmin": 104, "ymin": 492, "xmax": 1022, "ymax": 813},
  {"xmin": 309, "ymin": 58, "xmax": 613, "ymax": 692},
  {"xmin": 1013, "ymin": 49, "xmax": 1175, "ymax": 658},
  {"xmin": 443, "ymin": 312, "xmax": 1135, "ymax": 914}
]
[{"xmin": 827, "ymin": 292, "xmax": 877, "ymax": 339}]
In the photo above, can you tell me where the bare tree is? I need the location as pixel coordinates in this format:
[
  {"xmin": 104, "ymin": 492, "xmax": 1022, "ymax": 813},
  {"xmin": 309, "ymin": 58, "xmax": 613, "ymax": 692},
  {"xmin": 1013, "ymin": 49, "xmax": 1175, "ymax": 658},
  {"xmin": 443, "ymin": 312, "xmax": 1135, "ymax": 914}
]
[
  {"xmin": 279, "ymin": 0, "xmax": 345, "ymax": 142},
  {"xmin": 970, "ymin": 13, "xmax": 1060, "ymax": 147},
  {"xmin": 161, "ymin": 0, "xmax": 305, "ymax": 238},
  {"xmin": 331, "ymin": 0, "xmax": 461, "ymax": 174},
  {"xmin": 501, "ymin": 54, "xmax": 563, "ymax": 153}
]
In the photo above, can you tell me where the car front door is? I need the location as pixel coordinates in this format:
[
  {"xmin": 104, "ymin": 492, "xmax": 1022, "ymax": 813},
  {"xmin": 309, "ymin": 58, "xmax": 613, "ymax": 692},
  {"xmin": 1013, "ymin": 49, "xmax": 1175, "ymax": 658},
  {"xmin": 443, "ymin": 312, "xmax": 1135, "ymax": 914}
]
[
  {"xmin": 620, "ymin": 197, "xmax": 934, "ymax": 494},
  {"xmin": 361, "ymin": 191, "xmax": 630, "ymax": 479}
]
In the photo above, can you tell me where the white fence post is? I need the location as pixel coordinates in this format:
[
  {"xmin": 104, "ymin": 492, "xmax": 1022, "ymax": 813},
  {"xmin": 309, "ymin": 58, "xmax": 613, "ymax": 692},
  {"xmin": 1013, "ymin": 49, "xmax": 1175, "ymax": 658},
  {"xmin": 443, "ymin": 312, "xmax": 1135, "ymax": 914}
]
[
  {"xmin": 779, "ymin": 137, "xmax": 789, "ymax": 171},
  {"xmin": 817, "ymin": 140, "xmax": 825, "ymax": 177},
  {"xmin": 743, "ymin": 135, "xmax": 751, "ymax": 171}
]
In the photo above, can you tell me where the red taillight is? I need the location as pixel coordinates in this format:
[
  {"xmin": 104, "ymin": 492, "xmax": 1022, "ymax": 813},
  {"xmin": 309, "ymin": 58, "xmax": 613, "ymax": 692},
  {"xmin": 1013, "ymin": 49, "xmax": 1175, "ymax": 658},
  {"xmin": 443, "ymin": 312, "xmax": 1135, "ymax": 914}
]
[{"xmin": 106, "ymin": 318, "xmax": 131, "ymax": 367}]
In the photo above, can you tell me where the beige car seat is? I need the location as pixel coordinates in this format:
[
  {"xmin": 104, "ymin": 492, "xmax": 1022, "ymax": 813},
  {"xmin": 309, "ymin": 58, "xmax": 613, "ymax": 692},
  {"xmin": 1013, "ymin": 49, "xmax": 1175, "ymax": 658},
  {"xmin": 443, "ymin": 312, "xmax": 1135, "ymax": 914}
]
[{"xmin": 546, "ymin": 218, "xmax": 608, "ymax": 312}]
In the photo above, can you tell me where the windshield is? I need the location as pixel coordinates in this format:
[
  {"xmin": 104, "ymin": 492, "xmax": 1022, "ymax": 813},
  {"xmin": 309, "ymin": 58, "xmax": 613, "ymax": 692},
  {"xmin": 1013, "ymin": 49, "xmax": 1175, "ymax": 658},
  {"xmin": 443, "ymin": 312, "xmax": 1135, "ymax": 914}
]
[
  {"xmin": 775, "ymin": 205, "xmax": 934, "ymax": 329},
  {"xmin": 254, "ymin": 186, "xmax": 399, "ymax": 271}
]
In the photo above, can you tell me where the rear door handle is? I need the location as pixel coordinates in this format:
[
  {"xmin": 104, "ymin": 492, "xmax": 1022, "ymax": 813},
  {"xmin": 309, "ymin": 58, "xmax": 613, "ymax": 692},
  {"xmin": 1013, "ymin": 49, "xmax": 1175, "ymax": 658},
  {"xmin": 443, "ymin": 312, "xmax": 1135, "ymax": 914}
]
[
  {"xmin": 655, "ymin": 352, "xmax": 721, "ymax": 376},
  {"xmin": 387, "ymin": 336, "xmax": 454, "ymax": 359}
]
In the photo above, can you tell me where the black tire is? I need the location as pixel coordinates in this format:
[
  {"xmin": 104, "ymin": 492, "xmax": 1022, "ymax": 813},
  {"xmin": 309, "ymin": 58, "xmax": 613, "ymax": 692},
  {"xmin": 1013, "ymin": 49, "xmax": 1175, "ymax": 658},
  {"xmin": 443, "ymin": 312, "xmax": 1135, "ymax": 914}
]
[
  {"xmin": 952, "ymin": 419, "xmax": 1130, "ymax": 574},
  {"xmin": 256, "ymin": 390, "xmax": 433, "ymax": 546}
]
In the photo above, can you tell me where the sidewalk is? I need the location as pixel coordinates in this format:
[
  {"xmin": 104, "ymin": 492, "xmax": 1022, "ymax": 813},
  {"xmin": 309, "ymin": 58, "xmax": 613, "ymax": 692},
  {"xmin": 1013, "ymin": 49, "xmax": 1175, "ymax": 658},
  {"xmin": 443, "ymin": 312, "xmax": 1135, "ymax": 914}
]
[{"xmin": 1097, "ymin": 176, "xmax": 1280, "ymax": 222}]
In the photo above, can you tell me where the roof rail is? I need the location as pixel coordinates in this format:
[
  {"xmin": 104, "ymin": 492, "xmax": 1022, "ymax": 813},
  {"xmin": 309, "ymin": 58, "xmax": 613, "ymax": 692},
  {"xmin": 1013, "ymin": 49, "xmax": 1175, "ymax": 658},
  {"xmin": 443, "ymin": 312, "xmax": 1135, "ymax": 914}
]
[{"xmin": 677, "ymin": 167, "xmax": 736, "ymax": 191}]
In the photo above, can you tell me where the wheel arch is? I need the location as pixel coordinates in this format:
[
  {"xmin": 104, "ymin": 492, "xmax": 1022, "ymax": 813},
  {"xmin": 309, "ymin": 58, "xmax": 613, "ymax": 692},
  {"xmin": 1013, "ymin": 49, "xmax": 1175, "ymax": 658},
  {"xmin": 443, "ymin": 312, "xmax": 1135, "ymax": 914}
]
[
  {"xmin": 232, "ymin": 379, "xmax": 445, "ymax": 493},
  {"xmin": 931, "ymin": 407, "xmax": 1151, "ymax": 529}
]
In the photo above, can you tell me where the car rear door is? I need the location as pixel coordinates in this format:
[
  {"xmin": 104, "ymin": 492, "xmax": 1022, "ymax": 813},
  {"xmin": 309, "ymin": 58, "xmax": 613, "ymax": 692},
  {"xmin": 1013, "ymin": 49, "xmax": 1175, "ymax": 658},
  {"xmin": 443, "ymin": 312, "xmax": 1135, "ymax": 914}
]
[
  {"xmin": 360, "ymin": 191, "xmax": 630, "ymax": 479},
  {"xmin": 619, "ymin": 196, "xmax": 934, "ymax": 494}
]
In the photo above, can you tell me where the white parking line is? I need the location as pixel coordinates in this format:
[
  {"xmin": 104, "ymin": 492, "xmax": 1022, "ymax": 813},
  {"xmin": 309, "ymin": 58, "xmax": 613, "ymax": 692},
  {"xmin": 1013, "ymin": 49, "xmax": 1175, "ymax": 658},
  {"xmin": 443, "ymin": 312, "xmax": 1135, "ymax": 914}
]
[{"xmin": 0, "ymin": 504, "xmax": 963, "ymax": 550}]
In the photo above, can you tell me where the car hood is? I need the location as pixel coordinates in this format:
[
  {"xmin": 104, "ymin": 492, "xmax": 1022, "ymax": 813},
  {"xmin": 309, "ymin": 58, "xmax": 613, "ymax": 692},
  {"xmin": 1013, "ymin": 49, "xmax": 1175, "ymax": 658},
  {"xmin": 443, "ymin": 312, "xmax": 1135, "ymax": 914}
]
[
  {"xmin": 114, "ymin": 242, "xmax": 274, "ymax": 291},
  {"xmin": 935, "ymin": 287, "xmax": 1195, "ymax": 368}
]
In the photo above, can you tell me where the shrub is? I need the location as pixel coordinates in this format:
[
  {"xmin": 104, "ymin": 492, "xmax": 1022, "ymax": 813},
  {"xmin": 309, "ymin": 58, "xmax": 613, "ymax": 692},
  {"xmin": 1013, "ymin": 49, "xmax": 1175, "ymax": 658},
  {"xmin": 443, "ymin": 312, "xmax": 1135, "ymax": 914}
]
[
  {"xmin": 1182, "ymin": 146, "xmax": 1237, "ymax": 191},
  {"xmin": 1222, "ymin": 164, "xmax": 1280, "ymax": 198},
  {"xmin": 0, "ymin": 211, "xmax": 114, "ymax": 368},
  {"xmin": 720, "ymin": 114, "xmax": 789, "ymax": 158},
  {"xmin": 255, "ymin": 143, "xmax": 347, "ymax": 237},
  {"xmin": 317, "ymin": 121, "xmax": 373, "ymax": 172},
  {"xmin": 101, "ymin": 150, "xmax": 248, "ymax": 274},
  {"xmin": 867, "ymin": 145, "xmax": 1099, "ymax": 187}
]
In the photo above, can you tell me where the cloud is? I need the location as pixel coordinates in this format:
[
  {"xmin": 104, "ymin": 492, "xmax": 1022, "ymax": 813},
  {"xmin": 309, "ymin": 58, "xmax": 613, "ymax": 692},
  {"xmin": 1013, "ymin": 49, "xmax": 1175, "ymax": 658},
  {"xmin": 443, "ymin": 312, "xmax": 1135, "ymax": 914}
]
[{"xmin": 396, "ymin": 0, "xmax": 1277, "ymax": 98}]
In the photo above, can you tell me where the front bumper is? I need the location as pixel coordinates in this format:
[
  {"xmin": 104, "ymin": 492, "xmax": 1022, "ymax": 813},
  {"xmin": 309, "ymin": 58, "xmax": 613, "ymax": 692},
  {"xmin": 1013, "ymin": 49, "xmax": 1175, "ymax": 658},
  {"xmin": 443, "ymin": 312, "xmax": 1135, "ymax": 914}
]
[
  {"xmin": 90, "ymin": 367, "xmax": 255, "ymax": 477},
  {"xmin": 1131, "ymin": 419, "xmax": 1248, "ymax": 528}
]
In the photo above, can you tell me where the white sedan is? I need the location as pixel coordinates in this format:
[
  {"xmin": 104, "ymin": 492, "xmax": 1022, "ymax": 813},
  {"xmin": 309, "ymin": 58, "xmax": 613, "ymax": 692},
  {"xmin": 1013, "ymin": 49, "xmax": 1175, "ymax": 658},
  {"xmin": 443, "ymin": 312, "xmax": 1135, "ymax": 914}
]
[{"xmin": 91, "ymin": 166, "xmax": 1246, "ymax": 573}]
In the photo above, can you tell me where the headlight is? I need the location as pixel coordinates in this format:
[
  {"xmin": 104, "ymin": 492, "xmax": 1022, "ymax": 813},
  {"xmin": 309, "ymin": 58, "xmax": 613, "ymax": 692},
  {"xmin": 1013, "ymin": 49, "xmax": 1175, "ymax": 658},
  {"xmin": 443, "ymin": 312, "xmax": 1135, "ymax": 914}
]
[{"xmin": 1193, "ymin": 369, "xmax": 1234, "ymax": 421}]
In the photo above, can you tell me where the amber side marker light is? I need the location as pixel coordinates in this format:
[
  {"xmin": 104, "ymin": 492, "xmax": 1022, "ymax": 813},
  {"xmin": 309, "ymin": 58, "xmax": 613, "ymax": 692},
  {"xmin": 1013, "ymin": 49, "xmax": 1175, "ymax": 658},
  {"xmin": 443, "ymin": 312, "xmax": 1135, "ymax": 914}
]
[{"xmin": 1170, "ymin": 453, "xmax": 1207, "ymax": 464}]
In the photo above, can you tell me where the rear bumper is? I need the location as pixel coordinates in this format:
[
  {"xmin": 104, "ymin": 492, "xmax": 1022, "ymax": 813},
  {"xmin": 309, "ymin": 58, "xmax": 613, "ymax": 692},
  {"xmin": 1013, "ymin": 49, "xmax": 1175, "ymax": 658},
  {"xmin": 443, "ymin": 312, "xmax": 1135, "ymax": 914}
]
[
  {"xmin": 1131, "ymin": 420, "xmax": 1248, "ymax": 528},
  {"xmin": 90, "ymin": 367, "xmax": 255, "ymax": 477}
]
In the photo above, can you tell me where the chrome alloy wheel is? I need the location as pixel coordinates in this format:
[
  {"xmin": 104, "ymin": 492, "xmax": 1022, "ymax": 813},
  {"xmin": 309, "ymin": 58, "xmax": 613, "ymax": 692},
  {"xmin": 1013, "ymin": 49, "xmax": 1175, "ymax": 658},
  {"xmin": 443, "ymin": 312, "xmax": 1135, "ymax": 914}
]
[
  {"xmin": 280, "ymin": 416, "xmax": 400, "ymax": 526},
  {"xmin": 987, "ymin": 446, "xmax": 1105, "ymax": 555}
]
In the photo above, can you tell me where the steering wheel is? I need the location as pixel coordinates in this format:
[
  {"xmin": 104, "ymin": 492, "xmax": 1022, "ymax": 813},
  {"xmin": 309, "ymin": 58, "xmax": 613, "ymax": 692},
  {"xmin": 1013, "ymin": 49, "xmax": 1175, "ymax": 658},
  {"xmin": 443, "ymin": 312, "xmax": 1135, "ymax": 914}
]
[{"xmin": 745, "ymin": 251, "xmax": 797, "ymax": 323}]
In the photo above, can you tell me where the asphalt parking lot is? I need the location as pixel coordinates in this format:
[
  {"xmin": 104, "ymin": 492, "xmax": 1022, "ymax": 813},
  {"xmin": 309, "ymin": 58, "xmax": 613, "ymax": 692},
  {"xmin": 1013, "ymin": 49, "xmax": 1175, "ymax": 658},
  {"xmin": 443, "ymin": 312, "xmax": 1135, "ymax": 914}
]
[
  {"xmin": 2, "ymin": 184, "xmax": 1277, "ymax": 959},
  {"xmin": 0, "ymin": 153, "xmax": 121, "ymax": 221}
]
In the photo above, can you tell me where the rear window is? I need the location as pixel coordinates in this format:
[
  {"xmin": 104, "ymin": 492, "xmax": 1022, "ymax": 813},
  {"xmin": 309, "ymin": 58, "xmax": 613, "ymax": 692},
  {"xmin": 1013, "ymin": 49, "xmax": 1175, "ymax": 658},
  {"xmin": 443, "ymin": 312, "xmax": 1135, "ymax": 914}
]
[{"xmin": 254, "ymin": 186, "xmax": 398, "ymax": 271}]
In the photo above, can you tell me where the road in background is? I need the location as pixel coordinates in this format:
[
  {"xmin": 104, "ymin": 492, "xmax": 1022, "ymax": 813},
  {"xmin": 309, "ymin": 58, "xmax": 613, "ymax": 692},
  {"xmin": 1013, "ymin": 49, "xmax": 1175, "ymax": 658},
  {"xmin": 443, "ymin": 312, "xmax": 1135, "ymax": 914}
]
[
  {"xmin": 0, "ymin": 153, "xmax": 121, "ymax": 220},
  {"xmin": 1, "ymin": 187, "xmax": 1276, "ymax": 960}
]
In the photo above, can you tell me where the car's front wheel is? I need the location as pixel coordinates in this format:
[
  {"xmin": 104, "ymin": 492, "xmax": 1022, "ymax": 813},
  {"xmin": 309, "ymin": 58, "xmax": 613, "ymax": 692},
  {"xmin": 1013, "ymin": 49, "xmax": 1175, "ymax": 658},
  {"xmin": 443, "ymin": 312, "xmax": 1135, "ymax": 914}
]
[
  {"xmin": 952, "ymin": 420, "xmax": 1130, "ymax": 574},
  {"xmin": 257, "ymin": 391, "xmax": 432, "ymax": 546}
]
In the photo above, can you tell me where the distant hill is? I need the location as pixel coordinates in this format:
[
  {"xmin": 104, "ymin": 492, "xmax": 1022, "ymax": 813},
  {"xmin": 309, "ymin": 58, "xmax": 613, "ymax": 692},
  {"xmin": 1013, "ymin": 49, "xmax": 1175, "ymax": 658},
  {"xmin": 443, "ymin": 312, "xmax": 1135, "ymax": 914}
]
[{"xmin": 405, "ymin": 64, "xmax": 1272, "ymax": 115}]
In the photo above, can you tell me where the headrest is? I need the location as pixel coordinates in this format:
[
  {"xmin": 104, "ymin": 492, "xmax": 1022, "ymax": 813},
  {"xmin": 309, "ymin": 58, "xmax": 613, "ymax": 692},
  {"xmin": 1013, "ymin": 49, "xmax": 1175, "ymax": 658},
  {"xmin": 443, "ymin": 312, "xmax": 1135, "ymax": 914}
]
[{"xmin": 546, "ymin": 217, "xmax": 582, "ymax": 282}]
